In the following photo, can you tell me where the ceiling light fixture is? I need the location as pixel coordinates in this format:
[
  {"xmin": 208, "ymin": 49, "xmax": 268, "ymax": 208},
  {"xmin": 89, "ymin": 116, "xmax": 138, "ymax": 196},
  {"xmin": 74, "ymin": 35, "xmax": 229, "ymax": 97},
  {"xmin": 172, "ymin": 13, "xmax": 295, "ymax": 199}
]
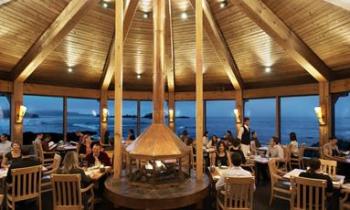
[
  {"xmin": 181, "ymin": 12, "xmax": 188, "ymax": 20},
  {"xmin": 102, "ymin": 2, "xmax": 108, "ymax": 9},
  {"xmin": 137, "ymin": 74, "xmax": 142, "ymax": 79},
  {"xmin": 68, "ymin": 67, "xmax": 73, "ymax": 73},
  {"xmin": 143, "ymin": 12, "xmax": 149, "ymax": 19},
  {"xmin": 265, "ymin": 67, "xmax": 271, "ymax": 73},
  {"xmin": 220, "ymin": 1, "xmax": 227, "ymax": 8}
]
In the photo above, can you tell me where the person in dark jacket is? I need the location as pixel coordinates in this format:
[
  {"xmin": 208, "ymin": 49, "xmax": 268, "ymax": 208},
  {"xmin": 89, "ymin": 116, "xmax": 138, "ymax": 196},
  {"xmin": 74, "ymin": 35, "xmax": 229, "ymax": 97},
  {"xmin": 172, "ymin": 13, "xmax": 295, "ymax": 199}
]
[
  {"xmin": 85, "ymin": 143, "xmax": 111, "ymax": 167},
  {"xmin": 230, "ymin": 139, "xmax": 246, "ymax": 164}
]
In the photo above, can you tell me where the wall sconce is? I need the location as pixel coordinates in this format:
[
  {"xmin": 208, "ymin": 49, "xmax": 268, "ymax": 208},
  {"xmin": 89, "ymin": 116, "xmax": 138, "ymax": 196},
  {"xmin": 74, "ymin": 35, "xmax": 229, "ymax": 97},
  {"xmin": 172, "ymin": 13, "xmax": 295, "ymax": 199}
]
[
  {"xmin": 16, "ymin": 105, "xmax": 27, "ymax": 124},
  {"xmin": 234, "ymin": 108, "xmax": 241, "ymax": 124},
  {"xmin": 102, "ymin": 108, "xmax": 109, "ymax": 123},
  {"xmin": 314, "ymin": 106, "xmax": 326, "ymax": 126},
  {"xmin": 169, "ymin": 108, "xmax": 174, "ymax": 123}
]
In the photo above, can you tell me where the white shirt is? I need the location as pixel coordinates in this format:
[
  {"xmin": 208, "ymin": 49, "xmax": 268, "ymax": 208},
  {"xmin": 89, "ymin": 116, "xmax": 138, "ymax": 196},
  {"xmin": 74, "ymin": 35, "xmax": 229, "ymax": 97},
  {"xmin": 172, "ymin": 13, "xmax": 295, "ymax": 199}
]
[
  {"xmin": 202, "ymin": 136, "xmax": 209, "ymax": 147},
  {"xmin": 268, "ymin": 144, "xmax": 284, "ymax": 160},
  {"xmin": 237, "ymin": 124, "xmax": 249, "ymax": 140},
  {"xmin": 289, "ymin": 141, "xmax": 299, "ymax": 156},
  {"xmin": 0, "ymin": 140, "xmax": 11, "ymax": 156},
  {"xmin": 216, "ymin": 166, "xmax": 253, "ymax": 190}
]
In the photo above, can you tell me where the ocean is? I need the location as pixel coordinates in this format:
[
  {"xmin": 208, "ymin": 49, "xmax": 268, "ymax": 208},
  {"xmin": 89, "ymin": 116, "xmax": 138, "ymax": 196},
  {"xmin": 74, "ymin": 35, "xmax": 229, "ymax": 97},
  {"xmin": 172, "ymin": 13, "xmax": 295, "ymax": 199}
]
[{"xmin": 0, "ymin": 116, "xmax": 349, "ymax": 146}]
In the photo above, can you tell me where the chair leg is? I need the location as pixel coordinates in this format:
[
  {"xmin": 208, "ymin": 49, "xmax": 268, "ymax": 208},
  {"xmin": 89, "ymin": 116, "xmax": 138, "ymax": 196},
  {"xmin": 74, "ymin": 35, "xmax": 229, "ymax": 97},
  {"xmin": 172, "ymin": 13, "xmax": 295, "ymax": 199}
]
[
  {"xmin": 269, "ymin": 190, "xmax": 273, "ymax": 206},
  {"xmin": 38, "ymin": 196, "xmax": 42, "ymax": 210}
]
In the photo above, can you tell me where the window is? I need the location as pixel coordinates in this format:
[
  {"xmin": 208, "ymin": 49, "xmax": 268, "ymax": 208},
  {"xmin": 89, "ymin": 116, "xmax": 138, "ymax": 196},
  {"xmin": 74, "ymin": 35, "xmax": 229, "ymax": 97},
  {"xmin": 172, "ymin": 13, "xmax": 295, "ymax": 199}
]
[
  {"xmin": 0, "ymin": 94, "xmax": 10, "ymax": 136},
  {"xmin": 23, "ymin": 95, "xmax": 63, "ymax": 136},
  {"xmin": 334, "ymin": 92, "xmax": 350, "ymax": 146},
  {"xmin": 175, "ymin": 101, "xmax": 195, "ymax": 138},
  {"xmin": 121, "ymin": 100, "xmax": 137, "ymax": 138},
  {"xmin": 281, "ymin": 96, "xmax": 319, "ymax": 146},
  {"xmin": 140, "ymin": 101, "xmax": 152, "ymax": 132},
  {"xmin": 206, "ymin": 100, "xmax": 236, "ymax": 138},
  {"xmin": 244, "ymin": 98, "xmax": 276, "ymax": 145},
  {"xmin": 67, "ymin": 98, "xmax": 99, "ymax": 135}
]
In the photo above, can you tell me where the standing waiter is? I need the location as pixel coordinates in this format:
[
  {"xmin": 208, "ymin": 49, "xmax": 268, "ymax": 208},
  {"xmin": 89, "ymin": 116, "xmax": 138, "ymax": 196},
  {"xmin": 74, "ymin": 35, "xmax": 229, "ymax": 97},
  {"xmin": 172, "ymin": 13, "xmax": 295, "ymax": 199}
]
[{"xmin": 237, "ymin": 117, "xmax": 251, "ymax": 157}]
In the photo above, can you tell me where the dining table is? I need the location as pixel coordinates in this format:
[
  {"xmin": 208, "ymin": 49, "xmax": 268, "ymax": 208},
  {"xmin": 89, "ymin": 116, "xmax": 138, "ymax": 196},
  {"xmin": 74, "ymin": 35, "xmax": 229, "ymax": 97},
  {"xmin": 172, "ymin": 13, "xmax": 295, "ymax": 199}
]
[{"xmin": 84, "ymin": 166, "xmax": 112, "ymax": 181}]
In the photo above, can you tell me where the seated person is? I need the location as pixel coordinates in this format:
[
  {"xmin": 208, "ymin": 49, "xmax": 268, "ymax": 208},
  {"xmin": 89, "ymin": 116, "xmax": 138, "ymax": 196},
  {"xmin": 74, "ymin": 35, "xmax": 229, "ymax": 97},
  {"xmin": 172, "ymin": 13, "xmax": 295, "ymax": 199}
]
[
  {"xmin": 0, "ymin": 133, "xmax": 12, "ymax": 157},
  {"xmin": 323, "ymin": 137, "xmax": 345, "ymax": 161},
  {"xmin": 299, "ymin": 158, "xmax": 335, "ymax": 209},
  {"xmin": 267, "ymin": 136, "xmax": 284, "ymax": 161},
  {"xmin": 86, "ymin": 143, "xmax": 111, "ymax": 167},
  {"xmin": 125, "ymin": 129, "xmax": 136, "ymax": 145},
  {"xmin": 206, "ymin": 135, "xmax": 219, "ymax": 150},
  {"xmin": 216, "ymin": 152, "xmax": 253, "ymax": 190},
  {"xmin": 2, "ymin": 142, "xmax": 23, "ymax": 168},
  {"xmin": 212, "ymin": 141, "xmax": 232, "ymax": 167},
  {"xmin": 202, "ymin": 131, "xmax": 209, "ymax": 147},
  {"xmin": 288, "ymin": 132, "xmax": 299, "ymax": 158},
  {"xmin": 79, "ymin": 135, "xmax": 93, "ymax": 156},
  {"xmin": 230, "ymin": 139, "xmax": 246, "ymax": 164},
  {"xmin": 33, "ymin": 133, "xmax": 44, "ymax": 144},
  {"xmin": 57, "ymin": 151, "xmax": 92, "ymax": 187},
  {"xmin": 250, "ymin": 131, "xmax": 261, "ymax": 155},
  {"xmin": 6, "ymin": 156, "xmax": 41, "ymax": 183}
]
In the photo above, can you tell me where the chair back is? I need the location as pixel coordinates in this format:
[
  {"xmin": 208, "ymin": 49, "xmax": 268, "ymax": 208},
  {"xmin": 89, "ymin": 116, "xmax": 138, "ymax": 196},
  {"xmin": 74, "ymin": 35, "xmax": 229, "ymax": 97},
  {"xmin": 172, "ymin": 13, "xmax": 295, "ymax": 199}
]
[
  {"xmin": 319, "ymin": 159, "xmax": 337, "ymax": 177},
  {"xmin": 9, "ymin": 165, "xmax": 42, "ymax": 202},
  {"xmin": 51, "ymin": 174, "xmax": 83, "ymax": 210},
  {"xmin": 268, "ymin": 159, "xmax": 279, "ymax": 185},
  {"xmin": 222, "ymin": 176, "xmax": 255, "ymax": 210},
  {"xmin": 291, "ymin": 176, "xmax": 327, "ymax": 210}
]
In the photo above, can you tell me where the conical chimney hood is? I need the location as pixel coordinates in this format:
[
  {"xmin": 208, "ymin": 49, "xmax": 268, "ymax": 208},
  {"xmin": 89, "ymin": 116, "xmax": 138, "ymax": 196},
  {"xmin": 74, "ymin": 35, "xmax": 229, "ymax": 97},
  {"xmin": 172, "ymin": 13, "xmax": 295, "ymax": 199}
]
[{"xmin": 126, "ymin": 0, "xmax": 189, "ymax": 160}]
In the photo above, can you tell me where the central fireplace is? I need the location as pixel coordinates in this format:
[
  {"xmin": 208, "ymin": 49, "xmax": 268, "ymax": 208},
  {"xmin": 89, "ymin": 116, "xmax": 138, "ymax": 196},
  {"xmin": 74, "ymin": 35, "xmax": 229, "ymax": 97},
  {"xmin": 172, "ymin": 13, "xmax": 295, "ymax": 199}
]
[{"xmin": 125, "ymin": 124, "xmax": 191, "ymax": 185}]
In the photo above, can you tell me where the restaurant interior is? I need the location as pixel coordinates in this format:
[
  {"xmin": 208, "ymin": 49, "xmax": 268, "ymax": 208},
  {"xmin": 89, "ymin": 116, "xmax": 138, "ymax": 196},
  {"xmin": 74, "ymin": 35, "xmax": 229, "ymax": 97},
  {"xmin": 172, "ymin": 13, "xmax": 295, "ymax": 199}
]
[{"xmin": 0, "ymin": 0, "xmax": 350, "ymax": 210}]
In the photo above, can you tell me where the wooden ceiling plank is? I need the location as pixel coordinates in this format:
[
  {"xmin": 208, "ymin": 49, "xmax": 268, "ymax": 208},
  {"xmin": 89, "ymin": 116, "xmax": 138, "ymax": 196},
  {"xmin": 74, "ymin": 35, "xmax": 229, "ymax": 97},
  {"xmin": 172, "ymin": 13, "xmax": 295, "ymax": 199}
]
[
  {"xmin": 165, "ymin": 0, "xmax": 175, "ymax": 93},
  {"xmin": 324, "ymin": 0, "xmax": 350, "ymax": 11},
  {"xmin": 11, "ymin": 0, "xmax": 100, "ymax": 82},
  {"xmin": 189, "ymin": 0, "xmax": 244, "ymax": 90},
  {"xmin": 232, "ymin": 0, "xmax": 332, "ymax": 82},
  {"xmin": 100, "ymin": 0, "xmax": 139, "ymax": 90}
]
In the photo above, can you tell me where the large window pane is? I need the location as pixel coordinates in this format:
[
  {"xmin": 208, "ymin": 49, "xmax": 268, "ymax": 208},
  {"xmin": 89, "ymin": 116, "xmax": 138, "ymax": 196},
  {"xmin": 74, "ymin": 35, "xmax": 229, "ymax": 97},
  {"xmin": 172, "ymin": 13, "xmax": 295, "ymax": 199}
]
[
  {"xmin": 244, "ymin": 98, "xmax": 275, "ymax": 145},
  {"xmin": 281, "ymin": 96, "xmax": 319, "ymax": 146},
  {"xmin": 140, "ymin": 101, "xmax": 152, "ymax": 132},
  {"xmin": 206, "ymin": 100, "xmax": 236, "ymax": 138},
  {"xmin": 0, "ymin": 94, "xmax": 10, "ymax": 136},
  {"xmin": 335, "ymin": 93, "xmax": 350, "ymax": 148},
  {"xmin": 23, "ymin": 95, "xmax": 63, "ymax": 143},
  {"xmin": 121, "ymin": 100, "xmax": 137, "ymax": 138},
  {"xmin": 175, "ymin": 101, "xmax": 195, "ymax": 138},
  {"xmin": 67, "ymin": 98, "xmax": 99, "ymax": 136}
]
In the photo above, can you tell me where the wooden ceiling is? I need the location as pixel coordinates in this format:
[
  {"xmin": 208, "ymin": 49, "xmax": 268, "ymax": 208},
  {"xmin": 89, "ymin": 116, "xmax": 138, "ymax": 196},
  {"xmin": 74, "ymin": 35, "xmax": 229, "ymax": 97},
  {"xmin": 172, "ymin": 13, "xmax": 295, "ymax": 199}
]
[{"xmin": 0, "ymin": 0, "xmax": 349, "ymax": 91}]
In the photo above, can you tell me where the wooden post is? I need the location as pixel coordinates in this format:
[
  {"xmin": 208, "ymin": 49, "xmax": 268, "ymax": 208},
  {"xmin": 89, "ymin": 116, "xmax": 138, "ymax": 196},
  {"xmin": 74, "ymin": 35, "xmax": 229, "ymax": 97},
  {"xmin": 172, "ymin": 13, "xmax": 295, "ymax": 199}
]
[
  {"xmin": 275, "ymin": 96, "xmax": 281, "ymax": 139},
  {"xmin": 10, "ymin": 81, "xmax": 23, "ymax": 143},
  {"xmin": 235, "ymin": 90, "xmax": 244, "ymax": 135},
  {"xmin": 152, "ymin": 0, "xmax": 166, "ymax": 124},
  {"xmin": 63, "ymin": 97, "xmax": 67, "ymax": 142},
  {"xmin": 113, "ymin": 0, "xmax": 123, "ymax": 178},
  {"xmin": 100, "ymin": 90, "xmax": 108, "ymax": 144},
  {"xmin": 319, "ymin": 82, "xmax": 332, "ymax": 146},
  {"xmin": 195, "ymin": 0, "xmax": 204, "ymax": 180}
]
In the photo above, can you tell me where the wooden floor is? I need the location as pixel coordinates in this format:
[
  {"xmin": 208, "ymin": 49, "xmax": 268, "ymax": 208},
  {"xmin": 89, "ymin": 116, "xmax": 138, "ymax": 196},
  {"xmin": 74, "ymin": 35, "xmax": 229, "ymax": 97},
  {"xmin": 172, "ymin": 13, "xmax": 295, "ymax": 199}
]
[{"xmin": 20, "ymin": 180, "xmax": 289, "ymax": 210}]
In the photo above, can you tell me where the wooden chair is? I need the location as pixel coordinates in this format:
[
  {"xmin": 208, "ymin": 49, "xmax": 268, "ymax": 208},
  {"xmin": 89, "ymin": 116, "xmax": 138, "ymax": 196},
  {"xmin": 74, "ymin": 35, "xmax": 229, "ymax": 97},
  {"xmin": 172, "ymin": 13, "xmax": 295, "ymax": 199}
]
[
  {"xmin": 0, "ymin": 194, "xmax": 3, "ymax": 210},
  {"xmin": 340, "ymin": 188, "xmax": 350, "ymax": 210},
  {"xmin": 268, "ymin": 159, "xmax": 292, "ymax": 207},
  {"xmin": 319, "ymin": 159, "xmax": 337, "ymax": 177},
  {"xmin": 34, "ymin": 142, "xmax": 55, "ymax": 167},
  {"xmin": 291, "ymin": 176, "xmax": 327, "ymax": 210},
  {"xmin": 7, "ymin": 165, "xmax": 42, "ymax": 210},
  {"xmin": 216, "ymin": 176, "xmax": 255, "ymax": 210},
  {"xmin": 51, "ymin": 174, "xmax": 94, "ymax": 210},
  {"xmin": 41, "ymin": 154, "xmax": 62, "ymax": 193},
  {"xmin": 289, "ymin": 145, "xmax": 305, "ymax": 169}
]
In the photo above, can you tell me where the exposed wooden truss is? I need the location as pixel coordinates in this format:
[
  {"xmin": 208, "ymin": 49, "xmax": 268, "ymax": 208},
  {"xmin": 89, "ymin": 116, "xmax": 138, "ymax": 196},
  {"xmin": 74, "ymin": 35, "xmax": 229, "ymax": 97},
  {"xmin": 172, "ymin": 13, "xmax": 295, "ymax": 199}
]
[
  {"xmin": 232, "ymin": 0, "xmax": 333, "ymax": 82},
  {"xmin": 189, "ymin": 0, "xmax": 244, "ymax": 90},
  {"xmin": 11, "ymin": 0, "xmax": 99, "ymax": 82},
  {"xmin": 165, "ymin": 0, "xmax": 175, "ymax": 93}
]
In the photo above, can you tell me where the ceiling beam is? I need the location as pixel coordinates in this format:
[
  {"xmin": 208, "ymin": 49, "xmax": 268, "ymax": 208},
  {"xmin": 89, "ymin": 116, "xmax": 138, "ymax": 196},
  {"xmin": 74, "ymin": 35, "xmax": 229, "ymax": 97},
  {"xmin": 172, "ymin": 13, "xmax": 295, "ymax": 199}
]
[
  {"xmin": 189, "ymin": 0, "xmax": 244, "ymax": 90},
  {"xmin": 232, "ymin": 0, "xmax": 332, "ymax": 82},
  {"xmin": 100, "ymin": 0, "xmax": 139, "ymax": 90},
  {"xmin": 165, "ymin": 0, "xmax": 175, "ymax": 93},
  {"xmin": 11, "ymin": 0, "xmax": 100, "ymax": 82},
  {"xmin": 324, "ymin": 0, "xmax": 350, "ymax": 11}
]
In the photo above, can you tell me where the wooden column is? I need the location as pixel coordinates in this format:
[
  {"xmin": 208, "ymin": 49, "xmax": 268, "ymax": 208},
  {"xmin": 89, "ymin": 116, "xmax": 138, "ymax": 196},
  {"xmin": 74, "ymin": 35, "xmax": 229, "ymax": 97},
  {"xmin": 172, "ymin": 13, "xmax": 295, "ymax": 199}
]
[
  {"xmin": 63, "ymin": 97, "xmax": 67, "ymax": 142},
  {"xmin": 319, "ymin": 82, "xmax": 332, "ymax": 146},
  {"xmin": 100, "ymin": 90, "xmax": 108, "ymax": 144},
  {"xmin": 195, "ymin": 0, "xmax": 204, "ymax": 180},
  {"xmin": 10, "ymin": 81, "xmax": 23, "ymax": 143},
  {"xmin": 275, "ymin": 96, "xmax": 281, "ymax": 139},
  {"xmin": 152, "ymin": 0, "xmax": 166, "ymax": 124},
  {"xmin": 113, "ymin": 0, "xmax": 123, "ymax": 178},
  {"xmin": 168, "ymin": 92, "xmax": 175, "ymax": 130},
  {"xmin": 235, "ymin": 90, "xmax": 244, "ymax": 135}
]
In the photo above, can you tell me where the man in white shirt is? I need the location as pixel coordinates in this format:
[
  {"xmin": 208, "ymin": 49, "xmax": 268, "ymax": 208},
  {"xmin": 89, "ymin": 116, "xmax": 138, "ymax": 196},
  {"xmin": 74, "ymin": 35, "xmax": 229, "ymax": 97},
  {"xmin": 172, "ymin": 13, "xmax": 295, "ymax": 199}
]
[
  {"xmin": 237, "ymin": 117, "xmax": 251, "ymax": 157},
  {"xmin": 216, "ymin": 153, "xmax": 254, "ymax": 190},
  {"xmin": 268, "ymin": 136, "xmax": 284, "ymax": 160},
  {"xmin": 0, "ymin": 134, "xmax": 11, "ymax": 157}
]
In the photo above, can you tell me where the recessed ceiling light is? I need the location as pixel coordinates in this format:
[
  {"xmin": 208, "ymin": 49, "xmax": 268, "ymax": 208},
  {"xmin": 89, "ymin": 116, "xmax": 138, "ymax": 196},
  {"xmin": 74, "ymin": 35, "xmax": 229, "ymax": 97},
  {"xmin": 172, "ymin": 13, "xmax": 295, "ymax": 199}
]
[
  {"xmin": 220, "ymin": 1, "xmax": 227, "ymax": 8},
  {"xmin": 265, "ymin": 67, "xmax": 271, "ymax": 73},
  {"xmin": 137, "ymin": 74, "xmax": 141, "ymax": 79},
  {"xmin": 181, "ymin": 12, "xmax": 188, "ymax": 20},
  {"xmin": 68, "ymin": 67, "xmax": 73, "ymax": 73},
  {"xmin": 143, "ymin": 12, "xmax": 149, "ymax": 19},
  {"xmin": 102, "ymin": 2, "xmax": 108, "ymax": 9}
]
